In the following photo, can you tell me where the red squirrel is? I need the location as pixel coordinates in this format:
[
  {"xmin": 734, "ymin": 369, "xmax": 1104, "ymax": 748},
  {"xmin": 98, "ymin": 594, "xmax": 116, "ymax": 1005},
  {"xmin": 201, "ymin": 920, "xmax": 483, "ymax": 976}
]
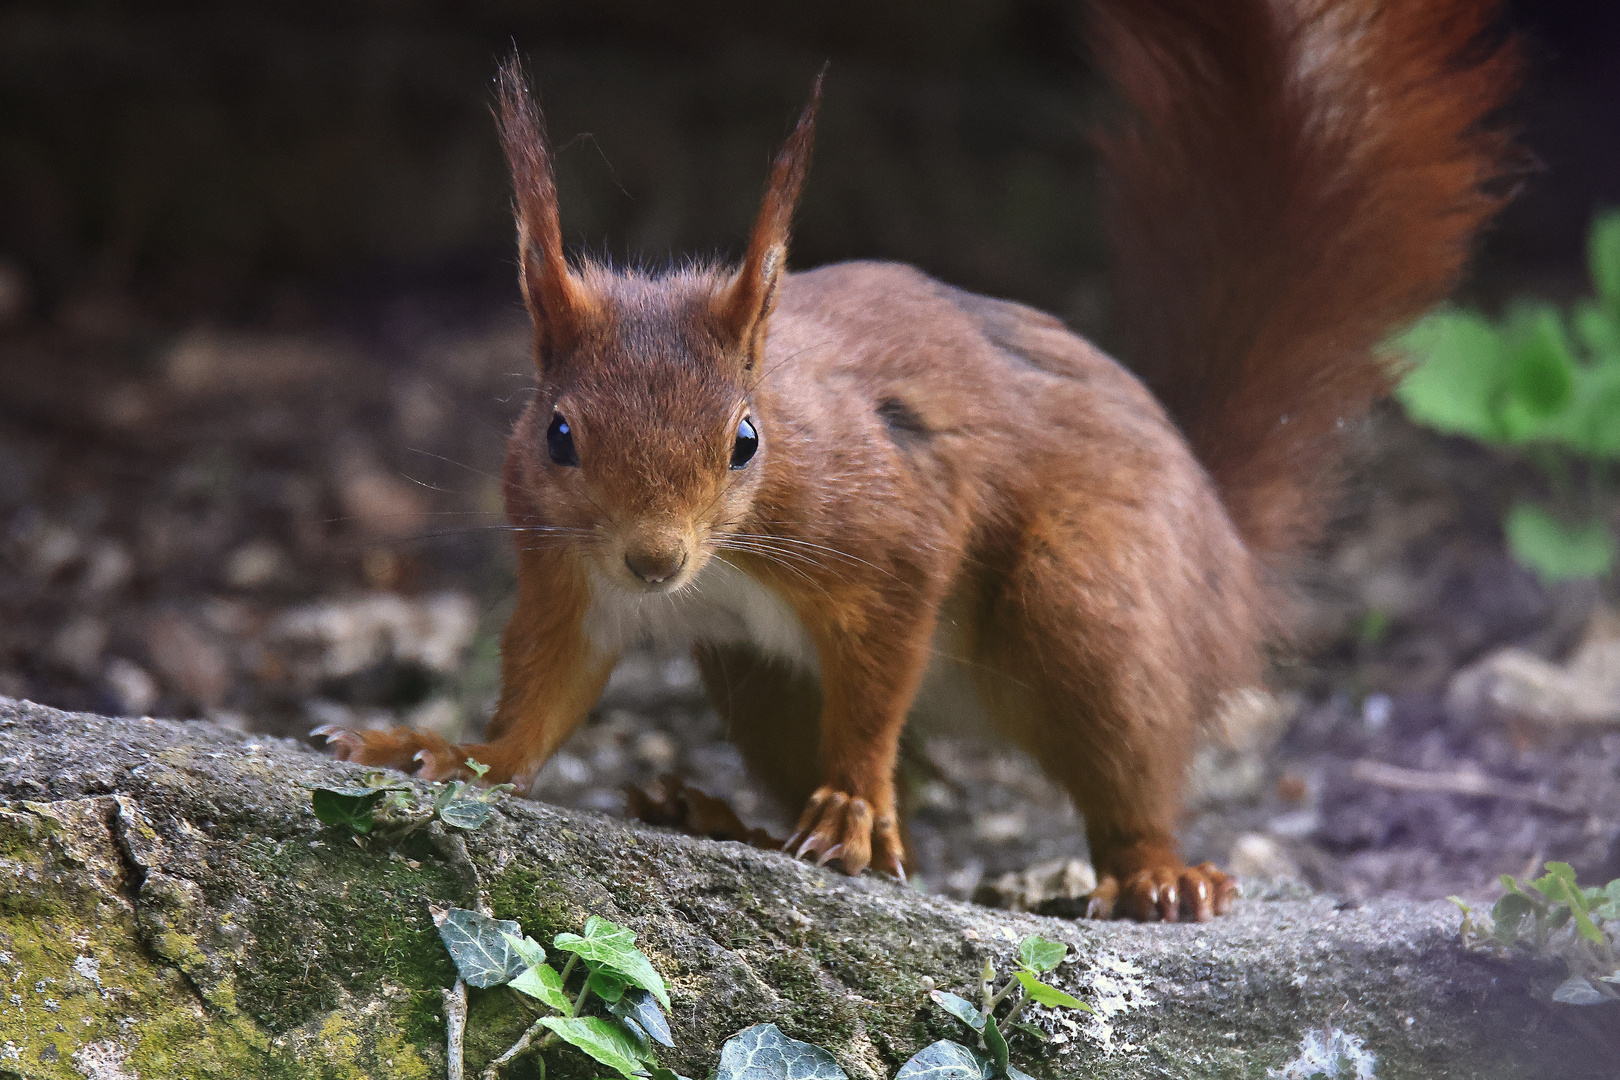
[{"xmin": 317, "ymin": 0, "xmax": 1517, "ymax": 921}]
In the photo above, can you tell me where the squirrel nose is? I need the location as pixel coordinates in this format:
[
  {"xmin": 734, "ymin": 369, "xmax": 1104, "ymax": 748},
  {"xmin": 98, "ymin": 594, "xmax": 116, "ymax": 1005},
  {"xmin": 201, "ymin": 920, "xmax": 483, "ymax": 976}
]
[{"xmin": 624, "ymin": 547, "xmax": 688, "ymax": 585}]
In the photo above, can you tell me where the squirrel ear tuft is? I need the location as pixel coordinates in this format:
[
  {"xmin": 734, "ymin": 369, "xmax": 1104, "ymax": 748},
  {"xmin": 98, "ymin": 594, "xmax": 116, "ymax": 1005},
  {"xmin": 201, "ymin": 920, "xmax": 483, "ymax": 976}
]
[
  {"xmin": 497, "ymin": 55, "xmax": 592, "ymax": 366},
  {"xmin": 718, "ymin": 66, "xmax": 824, "ymax": 369}
]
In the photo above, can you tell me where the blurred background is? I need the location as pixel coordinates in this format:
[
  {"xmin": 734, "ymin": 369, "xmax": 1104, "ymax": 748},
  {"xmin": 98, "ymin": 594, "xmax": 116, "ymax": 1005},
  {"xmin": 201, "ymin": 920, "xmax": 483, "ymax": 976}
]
[{"xmin": 2, "ymin": 0, "xmax": 1618, "ymax": 909}]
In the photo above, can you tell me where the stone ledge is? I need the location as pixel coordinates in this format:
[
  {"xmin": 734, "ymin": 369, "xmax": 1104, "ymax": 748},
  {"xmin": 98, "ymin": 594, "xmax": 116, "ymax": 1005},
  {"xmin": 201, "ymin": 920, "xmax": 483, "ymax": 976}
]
[{"xmin": 0, "ymin": 697, "xmax": 1611, "ymax": 1079}]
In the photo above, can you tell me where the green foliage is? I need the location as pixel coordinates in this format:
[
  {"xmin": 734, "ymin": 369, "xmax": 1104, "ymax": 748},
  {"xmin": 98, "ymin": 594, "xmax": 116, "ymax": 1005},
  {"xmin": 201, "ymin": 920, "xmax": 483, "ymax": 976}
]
[
  {"xmin": 553, "ymin": 914, "xmax": 671, "ymax": 1009},
  {"xmin": 310, "ymin": 785, "xmax": 395, "ymax": 834},
  {"xmin": 432, "ymin": 906, "xmax": 680, "ymax": 1079},
  {"xmin": 708, "ymin": 933, "xmax": 1089, "ymax": 1080},
  {"xmin": 1394, "ymin": 210, "xmax": 1620, "ymax": 582},
  {"xmin": 1503, "ymin": 504, "xmax": 1617, "ymax": 582},
  {"xmin": 434, "ymin": 907, "xmax": 532, "ymax": 988},
  {"xmin": 1450, "ymin": 862, "xmax": 1620, "ymax": 1005},
  {"xmin": 714, "ymin": 1024, "xmax": 848, "ymax": 1080},
  {"xmin": 309, "ymin": 760, "xmax": 512, "ymax": 837}
]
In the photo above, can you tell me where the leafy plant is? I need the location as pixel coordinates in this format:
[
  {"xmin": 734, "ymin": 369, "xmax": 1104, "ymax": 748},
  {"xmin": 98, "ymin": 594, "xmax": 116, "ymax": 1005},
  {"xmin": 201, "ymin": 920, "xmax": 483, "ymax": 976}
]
[
  {"xmin": 1449, "ymin": 862, "xmax": 1620, "ymax": 1004},
  {"xmin": 310, "ymin": 759, "xmax": 512, "ymax": 836},
  {"xmin": 434, "ymin": 906, "xmax": 683, "ymax": 1080},
  {"xmin": 708, "ymin": 934, "xmax": 1091, "ymax": 1080},
  {"xmin": 1393, "ymin": 209, "xmax": 1620, "ymax": 582}
]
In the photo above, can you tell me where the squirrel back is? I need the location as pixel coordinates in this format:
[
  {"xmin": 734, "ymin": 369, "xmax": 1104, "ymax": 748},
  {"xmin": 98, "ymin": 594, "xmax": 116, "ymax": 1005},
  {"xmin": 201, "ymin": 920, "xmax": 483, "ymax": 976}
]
[{"xmin": 1091, "ymin": 0, "xmax": 1518, "ymax": 568}]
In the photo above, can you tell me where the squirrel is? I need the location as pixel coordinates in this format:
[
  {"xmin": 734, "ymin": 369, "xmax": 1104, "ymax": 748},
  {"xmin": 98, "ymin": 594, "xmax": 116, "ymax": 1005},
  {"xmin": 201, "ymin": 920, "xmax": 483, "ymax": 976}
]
[{"xmin": 316, "ymin": 0, "xmax": 1518, "ymax": 921}]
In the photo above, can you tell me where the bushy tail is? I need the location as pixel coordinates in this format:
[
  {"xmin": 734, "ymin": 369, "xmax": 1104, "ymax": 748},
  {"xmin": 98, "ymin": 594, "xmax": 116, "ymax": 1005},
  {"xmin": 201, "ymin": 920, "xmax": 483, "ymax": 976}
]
[{"xmin": 1090, "ymin": 0, "xmax": 1519, "ymax": 565}]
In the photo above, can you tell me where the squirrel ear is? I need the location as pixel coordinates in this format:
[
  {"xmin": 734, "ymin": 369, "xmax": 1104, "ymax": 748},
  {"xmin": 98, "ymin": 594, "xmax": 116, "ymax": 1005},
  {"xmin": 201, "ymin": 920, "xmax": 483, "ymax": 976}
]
[
  {"xmin": 497, "ymin": 56, "xmax": 592, "ymax": 366},
  {"xmin": 718, "ymin": 66, "xmax": 824, "ymax": 369}
]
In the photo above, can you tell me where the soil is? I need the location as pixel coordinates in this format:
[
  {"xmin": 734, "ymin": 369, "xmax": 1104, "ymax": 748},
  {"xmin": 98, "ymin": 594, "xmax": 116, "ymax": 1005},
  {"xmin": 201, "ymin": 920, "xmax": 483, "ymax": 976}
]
[{"xmin": 3, "ymin": 283, "xmax": 1618, "ymax": 911}]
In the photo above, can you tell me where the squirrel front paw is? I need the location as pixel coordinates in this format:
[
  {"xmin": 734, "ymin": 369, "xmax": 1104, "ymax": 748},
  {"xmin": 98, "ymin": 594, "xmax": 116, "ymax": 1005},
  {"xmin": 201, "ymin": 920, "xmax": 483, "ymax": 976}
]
[
  {"xmin": 784, "ymin": 786, "xmax": 906, "ymax": 882},
  {"xmin": 311, "ymin": 725, "xmax": 476, "ymax": 782},
  {"xmin": 1085, "ymin": 860, "xmax": 1236, "ymax": 922}
]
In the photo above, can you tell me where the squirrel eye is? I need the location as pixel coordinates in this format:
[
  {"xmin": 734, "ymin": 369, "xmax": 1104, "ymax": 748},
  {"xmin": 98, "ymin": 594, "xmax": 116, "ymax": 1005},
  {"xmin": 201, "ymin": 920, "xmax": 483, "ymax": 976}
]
[
  {"xmin": 546, "ymin": 412, "xmax": 579, "ymax": 467},
  {"xmin": 730, "ymin": 415, "xmax": 759, "ymax": 469}
]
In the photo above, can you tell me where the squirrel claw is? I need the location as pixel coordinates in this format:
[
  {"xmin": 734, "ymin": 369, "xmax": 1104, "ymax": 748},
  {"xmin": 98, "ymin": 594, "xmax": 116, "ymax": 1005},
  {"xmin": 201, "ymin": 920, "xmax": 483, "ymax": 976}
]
[
  {"xmin": 786, "ymin": 786, "xmax": 905, "ymax": 881},
  {"xmin": 1085, "ymin": 860, "xmax": 1236, "ymax": 922}
]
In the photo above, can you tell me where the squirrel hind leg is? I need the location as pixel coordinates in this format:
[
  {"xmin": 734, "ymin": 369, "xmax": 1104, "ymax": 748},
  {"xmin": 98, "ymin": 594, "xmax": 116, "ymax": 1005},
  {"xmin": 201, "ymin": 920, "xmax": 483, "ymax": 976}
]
[{"xmin": 983, "ymin": 527, "xmax": 1253, "ymax": 921}]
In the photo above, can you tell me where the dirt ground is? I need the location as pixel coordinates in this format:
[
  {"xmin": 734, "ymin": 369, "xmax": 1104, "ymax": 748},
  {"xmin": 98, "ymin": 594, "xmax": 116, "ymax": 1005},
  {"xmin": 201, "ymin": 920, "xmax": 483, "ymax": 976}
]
[{"xmin": 3, "ymin": 282, "xmax": 1617, "ymax": 912}]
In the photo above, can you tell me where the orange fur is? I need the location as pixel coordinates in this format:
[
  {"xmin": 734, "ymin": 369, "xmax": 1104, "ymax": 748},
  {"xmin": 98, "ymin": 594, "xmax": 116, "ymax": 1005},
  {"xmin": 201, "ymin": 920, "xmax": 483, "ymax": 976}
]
[{"xmin": 319, "ymin": 2, "xmax": 1518, "ymax": 921}]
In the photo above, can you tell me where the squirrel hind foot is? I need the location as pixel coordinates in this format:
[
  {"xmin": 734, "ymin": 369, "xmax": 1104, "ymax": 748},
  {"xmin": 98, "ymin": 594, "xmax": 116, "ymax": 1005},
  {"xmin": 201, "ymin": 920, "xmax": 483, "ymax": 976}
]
[{"xmin": 1085, "ymin": 861, "xmax": 1237, "ymax": 922}]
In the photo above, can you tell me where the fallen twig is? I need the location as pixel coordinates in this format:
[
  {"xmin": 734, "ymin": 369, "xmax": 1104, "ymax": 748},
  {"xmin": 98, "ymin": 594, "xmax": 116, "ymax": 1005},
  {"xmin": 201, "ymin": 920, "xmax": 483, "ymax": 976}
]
[
  {"xmin": 442, "ymin": 978, "xmax": 468, "ymax": 1080},
  {"xmin": 1350, "ymin": 759, "xmax": 1585, "ymax": 815}
]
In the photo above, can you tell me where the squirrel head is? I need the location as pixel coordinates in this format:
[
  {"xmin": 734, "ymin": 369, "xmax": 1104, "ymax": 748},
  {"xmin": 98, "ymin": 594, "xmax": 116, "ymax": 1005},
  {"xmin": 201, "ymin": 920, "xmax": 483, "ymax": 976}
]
[{"xmin": 496, "ymin": 58, "xmax": 820, "ymax": 595}]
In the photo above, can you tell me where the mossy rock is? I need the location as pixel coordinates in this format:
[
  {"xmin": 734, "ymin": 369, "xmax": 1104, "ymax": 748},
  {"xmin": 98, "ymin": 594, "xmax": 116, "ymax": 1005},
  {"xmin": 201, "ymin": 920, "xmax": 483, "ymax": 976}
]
[{"xmin": 0, "ymin": 698, "xmax": 1612, "ymax": 1078}]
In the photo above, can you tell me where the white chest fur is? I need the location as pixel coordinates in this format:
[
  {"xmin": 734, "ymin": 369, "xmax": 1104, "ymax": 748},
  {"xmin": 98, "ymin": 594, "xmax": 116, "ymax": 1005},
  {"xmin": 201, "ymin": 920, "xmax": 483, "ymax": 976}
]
[
  {"xmin": 581, "ymin": 556, "xmax": 820, "ymax": 673},
  {"xmin": 582, "ymin": 562, "xmax": 996, "ymax": 737}
]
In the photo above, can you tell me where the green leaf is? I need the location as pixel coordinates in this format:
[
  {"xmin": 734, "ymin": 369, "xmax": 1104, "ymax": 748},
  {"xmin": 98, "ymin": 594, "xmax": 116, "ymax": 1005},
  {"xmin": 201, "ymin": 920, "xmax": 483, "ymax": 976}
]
[
  {"xmin": 1492, "ymin": 893, "xmax": 1532, "ymax": 941},
  {"xmin": 553, "ymin": 915, "xmax": 670, "ymax": 1008},
  {"xmin": 509, "ymin": 963, "xmax": 570, "ymax": 1012},
  {"xmin": 1015, "ymin": 935, "xmax": 1067, "ymax": 973},
  {"xmin": 1503, "ymin": 304, "xmax": 1575, "ymax": 419},
  {"xmin": 311, "ymin": 787, "xmax": 386, "ymax": 833},
  {"xmin": 1393, "ymin": 310, "xmax": 1509, "ymax": 441},
  {"xmin": 1596, "ymin": 881, "xmax": 1620, "ymax": 921},
  {"xmin": 610, "ymin": 988, "xmax": 674, "ymax": 1048},
  {"xmin": 540, "ymin": 1016, "xmax": 648, "ymax": 1079},
  {"xmin": 714, "ymin": 1023, "xmax": 848, "ymax": 1080},
  {"xmin": 1504, "ymin": 503, "xmax": 1616, "ymax": 583},
  {"xmin": 929, "ymin": 991, "xmax": 986, "ymax": 1032},
  {"xmin": 1588, "ymin": 209, "xmax": 1620, "ymax": 311},
  {"xmin": 1574, "ymin": 301, "xmax": 1620, "ymax": 361},
  {"xmin": 589, "ymin": 967, "xmax": 629, "ymax": 1003},
  {"xmin": 1571, "ymin": 367, "xmax": 1620, "ymax": 458},
  {"xmin": 439, "ymin": 799, "xmax": 494, "ymax": 830},
  {"xmin": 501, "ymin": 931, "xmax": 546, "ymax": 969},
  {"xmin": 1007, "ymin": 1022, "xmax": 1047, "ymax": 1043},
  {"xmin": 1013, "ymin": 972, "xmax": 1090, "ymax": 1012},
  {"xmin": 1005, "ymin": 1067, "xmax": 1036, "ymax": 1080},
  {"xmin": 433, "ymin": 907, "xmax": 528, "ymax": 988},
  {"xmin": 982, "ymin": 1017, "xmax": 1009, "ymax": 1076},
  {"xmin": 894, "ymin": 1041, "xmax": 995, "ymax": 1080},
  {"xmin": 466, "ymin": 758, "xmax": 492, "ymax": 779}
]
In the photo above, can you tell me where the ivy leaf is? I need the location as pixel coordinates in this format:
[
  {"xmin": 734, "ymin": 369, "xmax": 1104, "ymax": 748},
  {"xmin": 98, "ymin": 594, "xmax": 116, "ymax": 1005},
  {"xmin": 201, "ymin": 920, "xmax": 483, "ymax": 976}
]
[
  {"xmin": 714, "ymin": 1023, "xmax": 848, "ymax": 1080},
  {"xmin": 1012, "ymin": 972, "xmax": 1090, "ymax": 1012},
  {"xmin": 554, "ymin": 915, "xmax": 670, "ymax": 1008},
  {"xmin": 611, "ymin": 988, "xmax": 674, "ymax": 1048},
  {"xmin": 500, "ymin": 931, "xmax": 546, "ymax": 969},
  {"xmin": 894, "ymin": 1040, "xmax": 995, "ymax": 1080},
  {"xmin": 589, "ymin": 966, "xmax": 629, "ymax": 1003},
  {"xmin": 1007, "ymin": 1022, "xmax": 1047, "ymax": 1043},
  {"xmin": 540, "ymin": 1016, "xmax": 648, "ymax": 1079},
  {"xmin": 439, "ymin": 799, "xmax": 495, "ymax": 830},
  {"xmin": 1552, "ymin": 976, "xmax": 1608, "ymax": 1006},
  {"xmin": 982, "ymin": 1018, "xmax": 1009, "ymax": 1076},
  {"xmin": 1015, "ymin": 936, "xmax": 1067, "ymax": 973},
  {"xmin": 1006, "ymin": 1066, "xmax": 1038, "ymax": 1080},
  {"xmin": 432, "ymin": 906, "xmax": 528, "ymax": 988},
  {"xmin": 509, "ymin": 963, "xmax": 570, "ymax": 1012},
  {"xmin": 929, "ymin": 990, "xmax": 986, "ymax": 1032},
  {"xmin": 311, "ymin": 787, "xmax": 386, "ymax": 833}
]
